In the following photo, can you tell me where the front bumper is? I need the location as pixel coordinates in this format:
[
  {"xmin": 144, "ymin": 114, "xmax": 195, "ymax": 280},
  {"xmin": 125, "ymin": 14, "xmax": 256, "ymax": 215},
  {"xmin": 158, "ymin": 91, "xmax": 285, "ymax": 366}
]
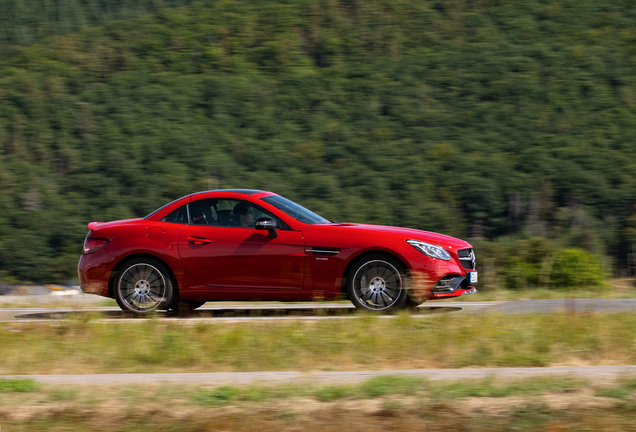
[
  {"xmin": 407, "ymin": 254, "xmax": 478, "ymax": 301},
  {"xmin": 430, "ymin": 286, "xmax": 477, "ymax": 299},
  {"xmin": 428, "ymin": 274, "xmax": 477, "ymax": 299}
]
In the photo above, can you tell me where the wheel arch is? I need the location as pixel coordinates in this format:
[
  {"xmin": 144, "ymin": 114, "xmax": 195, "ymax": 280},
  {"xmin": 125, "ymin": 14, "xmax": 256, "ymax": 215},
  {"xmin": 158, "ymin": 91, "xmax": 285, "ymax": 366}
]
[
  {"xmin": 340, "ymin": 250, "xmax": 411, "ymax": 297},
  {"xmin": 108, "ymin": 253, "xmax": 179, "ymax": 299}
]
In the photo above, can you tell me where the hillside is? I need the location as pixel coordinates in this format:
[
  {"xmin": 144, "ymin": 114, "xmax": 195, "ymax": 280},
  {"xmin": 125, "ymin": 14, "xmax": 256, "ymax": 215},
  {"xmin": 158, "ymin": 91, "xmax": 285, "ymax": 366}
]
[{"xmin": 0, "ymin": 0, "xmax": 635, "ymax": 282}]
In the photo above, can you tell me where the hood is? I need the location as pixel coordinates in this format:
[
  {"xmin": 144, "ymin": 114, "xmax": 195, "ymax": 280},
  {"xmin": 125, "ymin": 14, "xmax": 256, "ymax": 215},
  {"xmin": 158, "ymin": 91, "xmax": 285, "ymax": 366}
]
[{"xmin": 327, "ymin": 223, "xmax": 472, "ymax": 249}]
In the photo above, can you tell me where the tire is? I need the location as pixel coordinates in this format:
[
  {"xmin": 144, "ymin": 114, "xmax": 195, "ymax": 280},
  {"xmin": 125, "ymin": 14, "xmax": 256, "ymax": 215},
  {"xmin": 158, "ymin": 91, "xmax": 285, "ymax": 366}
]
[
  {"xmin": 170, "ymin": 301, "xmax": 206, "ymax": 312},
  {"xmin": 186, "ymin": 301, "xmax": 206, "ymax": 311},
  {"xmin": 114, "ymin": 257, "xmax": 174, "ymax": 313},
  {"xmin": 346, "ymin": 254, "xmax": 410, "ymax": 312}
]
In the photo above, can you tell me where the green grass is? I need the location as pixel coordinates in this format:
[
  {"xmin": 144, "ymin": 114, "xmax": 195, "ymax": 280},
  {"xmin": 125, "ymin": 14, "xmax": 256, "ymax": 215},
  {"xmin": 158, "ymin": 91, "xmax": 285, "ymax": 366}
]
[
  {"xmin": 2, "ymin": 376, "xmax": 636, "ymax": 431},
  {"xmin": 0, "ymin": 378, "xmax": 39, "ymax": 392},
  {"xmin": 360, "ymin": 375, "xmax": 423, "ymax": 398},
  {"xmin": 313, "ymin": 385, "xmax": 352, "ymax": 401},
  {"xmin": 595, "ymin": 378, "xmax": 636, "ymax": 399},
  {"xmin": 193, "ymin": 386, "xmax": 239, "ymax": 405},
  {"xmin": 193, "ymin": 384, "xmax": 304, "ymax": 405},
  {"xmin": 3, "ymin": 312, "xmax": 636, "ymax": 374},
  {"xmin": 189, "ymin": 375, "xmax": 589, "ymax": 406},
  {"xmin": 429, "ymin": 376, "xmax": 582, "ymax": 399},
  {"xmin": 47, "ymin": 387, "xmax": 79, "ymax": 402}
]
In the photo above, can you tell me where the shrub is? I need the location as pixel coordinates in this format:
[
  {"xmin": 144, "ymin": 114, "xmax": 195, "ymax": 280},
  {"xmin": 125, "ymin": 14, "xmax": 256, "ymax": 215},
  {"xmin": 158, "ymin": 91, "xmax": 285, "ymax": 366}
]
[
  {"xmin": 501, "ymin": 256, "xmax": 540, "ymax": 290},
  {"xmin": 549, "ymin": 249, "xmax": 606, "ymax": 289}
]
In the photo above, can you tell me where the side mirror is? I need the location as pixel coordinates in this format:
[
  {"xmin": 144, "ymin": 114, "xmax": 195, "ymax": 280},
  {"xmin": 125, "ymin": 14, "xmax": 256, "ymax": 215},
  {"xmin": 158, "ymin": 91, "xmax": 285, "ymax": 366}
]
[{"xmin": 255, "ymin": 217, "xmax": 278, "ymax": 239}]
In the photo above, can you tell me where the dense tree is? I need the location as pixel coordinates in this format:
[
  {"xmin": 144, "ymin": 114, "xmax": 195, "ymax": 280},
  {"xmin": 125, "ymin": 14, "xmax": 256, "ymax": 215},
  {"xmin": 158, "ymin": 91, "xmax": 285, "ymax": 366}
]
[
  {"xmin": 0, "ymin": 0, "xmax": 634, "ymax": 285},
  {"xmin": 0, "ymin": 0, "xmax": 195, "ymax": 45}
]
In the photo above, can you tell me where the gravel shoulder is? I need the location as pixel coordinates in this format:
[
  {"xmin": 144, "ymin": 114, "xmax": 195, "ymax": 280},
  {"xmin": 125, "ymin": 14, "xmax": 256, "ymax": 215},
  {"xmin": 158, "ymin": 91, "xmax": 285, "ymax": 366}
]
[{"xmin": 5, "ymin": 366, "xmax": 636, "ymax": 386}]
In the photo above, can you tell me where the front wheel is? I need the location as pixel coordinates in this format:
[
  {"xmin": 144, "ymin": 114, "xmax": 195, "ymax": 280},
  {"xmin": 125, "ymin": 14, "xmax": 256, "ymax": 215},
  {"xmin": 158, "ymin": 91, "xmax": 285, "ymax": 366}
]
[
  {"xmin": 346, "ymin": 255, "xmax": 410, "ymax": 312},
  {"xmin": 186, "ymin": 301, "xmax": 206, "ymax": 311},
  {"xmin": 114, "ymin": 258, "xmax": 173, "ymax": 313},
  {"xmin": 170, "ymin": 301, "xmax": 206, "ymax": 312}
]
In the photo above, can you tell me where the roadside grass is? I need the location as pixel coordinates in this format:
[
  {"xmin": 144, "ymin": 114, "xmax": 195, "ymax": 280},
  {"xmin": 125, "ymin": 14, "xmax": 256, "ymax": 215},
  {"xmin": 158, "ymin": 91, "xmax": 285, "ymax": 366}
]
[
  {"xmin": 1, "ymin": 376, "xmax": 636, "ymax": 431},
  {"xmin": 97, "ymin": 298, "xmax": 118, "ymax": 307},
  {"xmin": 0, "ymin": 378, "xmax": 40, "ymax": 392},
  {"xmin": 2, "ymin": 312, "xmax": 636, "ymax": 374},
  {"xmin": 595, "ymin": 377, "xmax": 636, "ymax": 399},
  {"xmin": 191, "ymin": 375, "xmax": 587, "ymax": 406},
  {"xmin": 426, "ymin": 376, "xmax": 583, "ymax": 399},
  {"xmin": 191, "ymin": 375, "xmax": 588, "ymax": 406}
]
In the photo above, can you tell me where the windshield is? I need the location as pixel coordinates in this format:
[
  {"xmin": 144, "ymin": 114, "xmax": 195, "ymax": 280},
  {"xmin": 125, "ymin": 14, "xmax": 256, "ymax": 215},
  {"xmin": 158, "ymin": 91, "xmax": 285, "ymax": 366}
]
[{"xmin": 260, "ymin": 195, "xmax": 331, "ymax": 224}]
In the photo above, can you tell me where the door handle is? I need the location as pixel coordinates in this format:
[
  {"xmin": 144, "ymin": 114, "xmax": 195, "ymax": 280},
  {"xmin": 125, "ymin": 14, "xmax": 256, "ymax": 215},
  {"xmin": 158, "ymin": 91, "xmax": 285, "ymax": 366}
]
[{"xmin": 188, "ymin": 236, "xmax": 212, "ymax": 245}]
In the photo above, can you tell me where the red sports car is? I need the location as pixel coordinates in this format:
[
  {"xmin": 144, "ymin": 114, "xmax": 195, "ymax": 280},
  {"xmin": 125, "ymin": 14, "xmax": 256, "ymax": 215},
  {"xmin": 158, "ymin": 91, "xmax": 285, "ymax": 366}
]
[{"xmin": 78, "ymin": 189, "xmax": 477, "ymax": 313}]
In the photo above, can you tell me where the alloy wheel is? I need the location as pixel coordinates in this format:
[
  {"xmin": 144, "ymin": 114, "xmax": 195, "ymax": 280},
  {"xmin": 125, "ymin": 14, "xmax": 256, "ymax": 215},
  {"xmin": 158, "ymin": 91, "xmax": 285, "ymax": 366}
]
[
  {"xmin": 351, "ymin": 260, "xmax": 403, "ymax": 311},
  {"xmin": 117, "ymin": 263, "xmax": 169, "ymax": 312}
]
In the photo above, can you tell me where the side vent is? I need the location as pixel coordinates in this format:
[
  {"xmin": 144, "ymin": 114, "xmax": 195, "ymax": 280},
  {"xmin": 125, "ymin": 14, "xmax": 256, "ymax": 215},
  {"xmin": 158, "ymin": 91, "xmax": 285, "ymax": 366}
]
[{"xmin": 307, "ymin": 248, "xmax": 340, "ymax": 256}]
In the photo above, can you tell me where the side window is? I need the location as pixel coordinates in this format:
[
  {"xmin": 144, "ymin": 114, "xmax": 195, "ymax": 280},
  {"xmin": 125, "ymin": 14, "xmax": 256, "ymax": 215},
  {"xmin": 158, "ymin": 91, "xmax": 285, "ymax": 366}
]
[
  {"xmin": 187, "ymin": 198, "xmax": 238, "ymax": 227},
  {"xmin": 231, "ymin": 201, "xmax": 282, "ymax": 229},
  {"xmin": 161, "ymin": 205, "xmax": 189, "ymax": 224},
  {"xmin": 213, "ymin": 199, "xmax": 236, "ymax": 227},
  {"xmin": 188, "ymin": 199, "xmax": 218, "ymax": 226},
  {"xmin": 186, "ymin": 198, "xmax": 283, "ymax": 229},
  {"xmin": 253, "ymin": 206, "xmax": 279, "ymax": 227}
]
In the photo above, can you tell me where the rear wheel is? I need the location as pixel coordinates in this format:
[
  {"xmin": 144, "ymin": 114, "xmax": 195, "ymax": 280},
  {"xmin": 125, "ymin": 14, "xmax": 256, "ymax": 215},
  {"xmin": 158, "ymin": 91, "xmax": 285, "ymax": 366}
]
[
  {"xmin": 114, "ymin": 258, "xmax": 173, "ymax": 313},
  {"xmin": 346, "ymin": 255, "xmax": 410, "ymax": 311}
]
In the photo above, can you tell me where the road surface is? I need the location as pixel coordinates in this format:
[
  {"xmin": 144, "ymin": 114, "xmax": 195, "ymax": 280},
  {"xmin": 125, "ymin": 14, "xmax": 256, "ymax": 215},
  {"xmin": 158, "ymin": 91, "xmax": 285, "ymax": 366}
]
[{"xmin": 1, "ymin": 298, "xmax": 636, "ymax": 322}]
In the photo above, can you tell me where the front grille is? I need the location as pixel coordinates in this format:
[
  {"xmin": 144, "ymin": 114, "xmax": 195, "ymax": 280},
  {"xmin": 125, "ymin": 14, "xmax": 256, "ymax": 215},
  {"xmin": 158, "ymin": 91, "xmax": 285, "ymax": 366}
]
[{"xmin": 458, "ymin": 248, "xmax": 475, "ymax": 270}]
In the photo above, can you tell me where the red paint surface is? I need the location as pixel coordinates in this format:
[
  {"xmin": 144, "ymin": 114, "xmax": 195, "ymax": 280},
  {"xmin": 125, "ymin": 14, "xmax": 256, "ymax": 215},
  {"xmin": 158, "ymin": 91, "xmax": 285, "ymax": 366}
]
[
  {"xmin": 147, "ymin": 227, "xmax": 165, "ymax": 240},
  {"xmin": 178, "ymin": 225, "xmax": 304, "ymax": 289},
  {"xmin": 78, "ymin": 190, "xmax": 476, "ymax": 302}
]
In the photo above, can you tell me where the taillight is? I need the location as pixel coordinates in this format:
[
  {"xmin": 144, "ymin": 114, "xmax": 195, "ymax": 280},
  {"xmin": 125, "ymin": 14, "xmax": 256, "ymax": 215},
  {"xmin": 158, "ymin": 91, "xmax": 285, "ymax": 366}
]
[{"xmin": 83, "ymin": 237, "xmax": 110, "ymax": 254}]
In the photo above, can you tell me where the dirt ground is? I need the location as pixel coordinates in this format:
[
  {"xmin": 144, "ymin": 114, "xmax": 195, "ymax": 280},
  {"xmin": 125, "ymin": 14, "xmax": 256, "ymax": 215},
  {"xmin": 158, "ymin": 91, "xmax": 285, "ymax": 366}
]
[{"xmin": 0, "ymin": 387, "xmax": 631, "ymax": 432}]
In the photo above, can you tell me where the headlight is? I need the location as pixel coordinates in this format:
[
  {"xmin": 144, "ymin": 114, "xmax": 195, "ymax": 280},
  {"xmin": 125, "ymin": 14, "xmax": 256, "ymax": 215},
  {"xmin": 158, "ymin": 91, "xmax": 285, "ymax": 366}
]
[{"xmin": 406, "ymin": 239, "xmax": 451, "ymax": 261}]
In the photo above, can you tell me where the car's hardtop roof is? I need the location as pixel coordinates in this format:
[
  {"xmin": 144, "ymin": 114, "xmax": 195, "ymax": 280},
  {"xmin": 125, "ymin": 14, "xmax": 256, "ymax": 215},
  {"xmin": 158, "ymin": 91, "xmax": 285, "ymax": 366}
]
[
  {"xmin": 188, "ymin": 189, "xmax": 274, "ymax": 201},
  {"xmin": 192, "ymin": 189, "xmax": 264, "ymax": 196}
]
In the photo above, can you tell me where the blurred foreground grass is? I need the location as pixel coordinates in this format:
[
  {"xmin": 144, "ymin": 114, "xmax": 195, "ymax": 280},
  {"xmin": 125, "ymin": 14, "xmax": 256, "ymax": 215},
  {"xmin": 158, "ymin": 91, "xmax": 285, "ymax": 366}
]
[
  {"xmin": 2, "ymin": 312, "xmax": 636, "ymax": 374},
  {"xmin": 1, "ymin": 375, "xmax": 636, "ymax": 431}
]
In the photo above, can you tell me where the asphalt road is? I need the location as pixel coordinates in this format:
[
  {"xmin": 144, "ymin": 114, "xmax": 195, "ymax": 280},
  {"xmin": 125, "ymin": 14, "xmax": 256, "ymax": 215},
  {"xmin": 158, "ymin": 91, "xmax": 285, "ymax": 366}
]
[{"xmin": 2, "ymin": 298, "xmax": 636, "ymax": 322}]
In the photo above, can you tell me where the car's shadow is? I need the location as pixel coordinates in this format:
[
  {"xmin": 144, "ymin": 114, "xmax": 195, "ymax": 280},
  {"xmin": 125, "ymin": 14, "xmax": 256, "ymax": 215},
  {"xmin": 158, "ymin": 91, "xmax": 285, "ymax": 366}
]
[{"xmin": 15, "ymin": 306, "xmax": 462, "ymax": 320}]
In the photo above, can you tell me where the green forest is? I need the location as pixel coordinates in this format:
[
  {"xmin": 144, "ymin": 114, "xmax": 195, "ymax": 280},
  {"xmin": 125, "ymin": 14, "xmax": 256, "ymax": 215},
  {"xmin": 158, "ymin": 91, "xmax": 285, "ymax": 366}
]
[{"xmin": 0, "ymin": 0, "xmax": 635, "ymax": 287}]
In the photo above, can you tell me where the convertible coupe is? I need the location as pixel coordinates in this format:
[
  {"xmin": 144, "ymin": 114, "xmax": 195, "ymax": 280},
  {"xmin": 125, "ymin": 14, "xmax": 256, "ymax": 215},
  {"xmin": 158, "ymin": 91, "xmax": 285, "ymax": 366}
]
[{"xmin": 78, "ymin": 189, "xmax": 477, "ymax": 313}]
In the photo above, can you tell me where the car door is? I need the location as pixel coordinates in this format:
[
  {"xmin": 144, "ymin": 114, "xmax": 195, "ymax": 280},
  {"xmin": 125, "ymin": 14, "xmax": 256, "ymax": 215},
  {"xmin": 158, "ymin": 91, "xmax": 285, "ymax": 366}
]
[{"xmin": 177, "ymin": 198, "xmax": 305, "ymax": 289}]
